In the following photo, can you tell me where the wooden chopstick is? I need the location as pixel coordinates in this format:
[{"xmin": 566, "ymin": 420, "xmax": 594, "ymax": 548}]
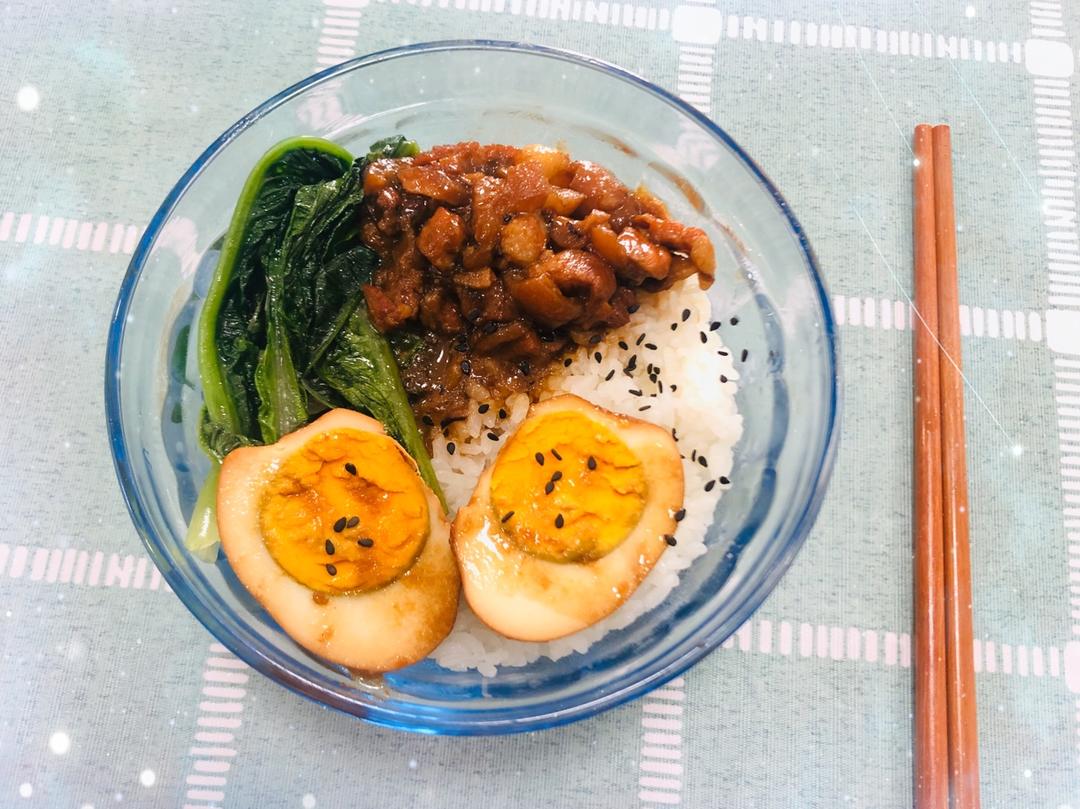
[
  {"xmin": 912, "ymin": 123, "xmax": 949, "ymax": 809},
  {"xmin": 931, "ymin": 124, "xmax": 981, "ymax": 809}
]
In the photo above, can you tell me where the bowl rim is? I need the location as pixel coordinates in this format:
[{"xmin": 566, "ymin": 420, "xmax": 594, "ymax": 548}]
[{"xmin": 104, "ymin": 39, "xmax": 840, "ymax": 735}]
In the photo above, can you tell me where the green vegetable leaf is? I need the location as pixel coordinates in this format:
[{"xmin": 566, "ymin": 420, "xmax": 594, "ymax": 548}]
[
  {"xmin": 194, "ymin": 134, "xmax": 445, "ymax": 554},
  {"xmin": 184, "ymin": 464, "xmax": 223, "ymax": 562},
  {"xmin": 272, "ymin": 162, "xmax": 376, "ymax": 371},
  {"xmin": 366, "ymin": 135, "xmax": 419, "ymax": 161},
  {"xmin": 253, "ymin": 295, "xmax": 308, "ymax": 445},
  {"xmin": 198, "ymin": 407, "xmax": 256, "ymax": 463},
  {"xmin": 387, "ymin": 330, "xmax": 426, "ymax": 369},
  {"xmin": 197, "ymin": 136, "xmax": 352, "ymax": 443}
]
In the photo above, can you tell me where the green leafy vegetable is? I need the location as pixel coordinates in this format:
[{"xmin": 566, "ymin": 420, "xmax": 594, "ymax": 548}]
[
  {"xmin": 198, "ymin": 408, "xmax": 257, "ymax": 463},
  {"xmin": 185, "ymin": 464, "xmax": 223, "ymax": 563},
  {"xmin": 187, "ymin": 134, "xmax": 443, "ymax": 557},
  {"xmin": 273, "ymin": 163, "xmax": 375, "ymax": 370},
  {"xmin": 198, "ymin": 136, "xmax": 352, "ymax": 444},
  {"xmin": 365, "ymin": 135, "xmax": 420, "ymax": 161}
]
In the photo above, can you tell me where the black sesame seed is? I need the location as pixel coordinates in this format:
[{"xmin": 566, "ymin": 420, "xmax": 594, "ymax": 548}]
[
  {"xmin": 555, "ymin": 514, "xmax": 565, "ymax": 529},
  {"xmin": 564, "ymin": 357, "xmax": 573, "ymax": 367},
  {"xmin": 467, "ymin": 308, "xmax": 481, "ymax": 321},
  {"xmin": 710, "ymin": 321, "xmax": 722, "ymax": 331},
  {"xmin": 636, "ymin": 333, "xmax": 646, "ymax": 346},
  {"xmin": 604, "ymin": 369, "xmax": 615, "ymax": 381},
  {"xmin": 460, "ymin": 359, "xmax": 472, "ymax": 375},
  {"xmin": 670, "ymin": 384, "xmax": 677, "ymax": 391},
  {"xmin": 741, "ymin": 349, "xmax": 749, "ymax": 362},
  {"xmin": 479, "ymin": 403, "xmax": 490, "ymax": 414},
  {"xmin": 649, "ymin": 373, "xmax": 658, "ymax": 383},
  {"xmin": 670, "ymin": 323, "xmax": 678, "ymax": 331},
  {"xmin": 720, "ymin": 374, "xmax": 728, "ymax": 383},
  {"xmin": 346, "ymin": 516, "xmax": 359, "ymax": 528},
  {"xmin": 698, "ymin": 456, "xmax": 708, "ymax": 468},
  {"xmin": 717, "ymin": 350, "xmax": 729, "ymax": 357},
  {"xmin": 627, "ymin": 355, "xmax": 638, "ymax": 372},
  {"xmin": 618, "ymin": 340, "xmax": 629, "ymax": 350},
  {"xmin": 551, "ymin": 471, "xmax": 563, "ymax": 482},
  {"xmin": 588, "ymin": 456, "xmax": 597, "ymax": 470},
  {"xmin": 627, "ymin": 303, "xmax": 640, "ymax": 314},
  {"xmin": 326, "ymin": 563, "xmax": 337, "ymax": 575},
  {"xmin": 629, "ymin": 389, "xmax": 643, "ymax": 397},
  {"xmin": 333, "ymin": 517, "xmax": 347, "ymax": 533},
  {"xmin": 589, "ymin": 333, "xmax": 602, "ymax": 345},
  {"xmin": 447, "ymin": 442, "xmax": 456, "ymax": 455},
  {"xmin": 645, "ymin": 342, "xmax": 658, "ymax": 350},
  {"xmin": 674, "ymin": 508, "xmax": 686, "ymax": 522},
  {"xmin": 487, "ymin": 432, "xmax": 499, "ymax": 441},
  {"xmin": 545, "ymin": 481, "xmax": 555, "ymax": 495},
  {"xmin": 482, "ymin": 320, "xmax": 499, "ymax": 334},
  {"xmin": 357, "ymin": 537, "xmax": 374, "ymax": 548},
  {"xmin": 551, "ymin": 448, "xmax": 563, "ymax": 461},
  {"xmin": 421, "ymin": 415, "xmax": 434, "ymax": 427},
  {"xmin": 344, "ymin": 462, "xmax": 357, "ymax": 476},
  {"xmin": 699, "ymin": 331, "xmax": 707, "ymax": 344},
  {"xmin": 639, "ymin": 405, "xmax": 651, "ymax": 411},
  {"xmin": 691, "ymin": 449, "xmax": 697, "ymax": 461},
  {"xmin": 519, "ymin": 360, "xmax": 531, "ymax": 375},
  {"xmin": 705, "ymin": 480, "xmax": 716, "ymax": 492},
  {"xmin": 729, "ymin": 316, "xmax": 740, "ymax": 326},
  {"xmin": 594, "ymin": 351, "xmax": 602, "ymax": 363},
  {"xmin": 440, "ymin": 417, "xmax": 453, "ymax": 429},
  {"xmin": 498, "ymin": 408, "xmax": 507, "ymax": 419},
  {"xmin": 719, "ymin": 475, "xmax": 730, "ymax": 485},
  {"xmin": 535, "ymin": 452, "xmax": 545, "ymax": 466},
  {"xmin": 325, "ymin": 539, "xmax": 335, "ymax": 555},
  {"xmin": 501, "ymin": 511, "xmax": 515, "ymax": 523},
  {"xmin": 681, "ymin": 308, "xmax": 691, "ymax": 322},
  {"xmin": 658, "ymin": 380, "xmax": 664, "ymax": 393},
  {"xmin": 455, "ymin": 338, "xmax": 468, "ymax": 352},
  {"xmin": 671, "ymin": 427, "xmax": 678, "ymax": 440},
  {"xmin": 664, "ymin": 534, "xmax": 678, "ymax": 546}
]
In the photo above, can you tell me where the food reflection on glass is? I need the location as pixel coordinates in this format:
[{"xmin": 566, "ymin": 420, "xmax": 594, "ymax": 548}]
[{"xmin": 189, "ymin": 135, "xmax": 743, "ymax": 675}]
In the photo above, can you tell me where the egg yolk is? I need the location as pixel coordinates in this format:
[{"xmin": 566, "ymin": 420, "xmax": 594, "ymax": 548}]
[
  {"xmin": 258, "ymin": 429, "xmax": 429, "ymax": 595},
  {"xmin": 489, "ymin": 410, "xmax": 646, "ymax": 563}
]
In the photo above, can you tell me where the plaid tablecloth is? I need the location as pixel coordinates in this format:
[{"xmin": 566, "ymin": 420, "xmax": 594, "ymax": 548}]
[{"xmin": 3, "ymin": 1, "xmax": 1078, "ymax": 806}]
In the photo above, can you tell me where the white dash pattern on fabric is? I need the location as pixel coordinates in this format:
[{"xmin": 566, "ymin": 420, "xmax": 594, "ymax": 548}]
[
  {"xmin": 638, "ymin": 676, "xmax": 686, "ymax": 806},
  {"xmin": 0, "ymin": 212, "xmax": 141, "ymax": 254},
  {"xmin": 831, "ymin": 294, "xmax": 1044, "ymax": 342},
  {"xmin": 1023, "ymin": 0, "xmax": 1080, "ymax": 766},
  {"xmin": 0, "ymin": 543, "xmax": 168, "ymax": 592},
  {"xmin": 315, "ymin": 0, "xmax": 361, "ymax": 67},
  {"xmin": 666, "ymin": 7, "xmax": 1022, "ymax": 66},
  {"xmin": 716, "ymin": 617, "xmax": 1064, "ymax": 681},
  {"xmin": 380, "ymin": 0, "xmax": 671, "ymax": 32},
  {"xmin": 182, "ymin": 643, "xmax": 249, "ymax": 808}
]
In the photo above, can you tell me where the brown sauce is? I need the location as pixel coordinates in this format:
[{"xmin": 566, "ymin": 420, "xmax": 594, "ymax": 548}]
[{"xmin": 357, "ymin": 141, "xmax": 716, "ymax": 424}]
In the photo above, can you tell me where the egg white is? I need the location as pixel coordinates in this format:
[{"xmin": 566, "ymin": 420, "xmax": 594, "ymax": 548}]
[
  {"xmin": 451, "ymin": 395, "xmax": 684, "ymax": 642},
  {"xmin": 216, "ymin": 409, "xmax": 460, "ymax": 672}
]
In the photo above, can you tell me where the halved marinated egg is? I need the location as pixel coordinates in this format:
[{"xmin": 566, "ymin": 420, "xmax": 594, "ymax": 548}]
[
  {"xmin": 452, "ymin": 394, "xmax": 684, "ymax": 642},
  {"xmin": 216, "ymin": 409, "xmax": 459, "ymax": 672}
]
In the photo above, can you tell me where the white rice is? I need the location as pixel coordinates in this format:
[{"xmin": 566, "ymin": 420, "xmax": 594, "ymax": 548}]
[{"xmin": 428, "ymin": 277, "xmax": 743, "ymax": 676}]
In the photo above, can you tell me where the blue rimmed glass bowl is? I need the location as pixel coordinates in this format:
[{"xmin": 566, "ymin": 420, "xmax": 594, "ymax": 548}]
[{"xmin": 105, "ymin": 40, "xmax": 839, "ymax": 735}]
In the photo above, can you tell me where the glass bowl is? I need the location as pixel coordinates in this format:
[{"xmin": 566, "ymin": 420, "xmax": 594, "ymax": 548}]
[{"xmin": 105, "ymin": 40, "xmax": 839, "ymax": 735}]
